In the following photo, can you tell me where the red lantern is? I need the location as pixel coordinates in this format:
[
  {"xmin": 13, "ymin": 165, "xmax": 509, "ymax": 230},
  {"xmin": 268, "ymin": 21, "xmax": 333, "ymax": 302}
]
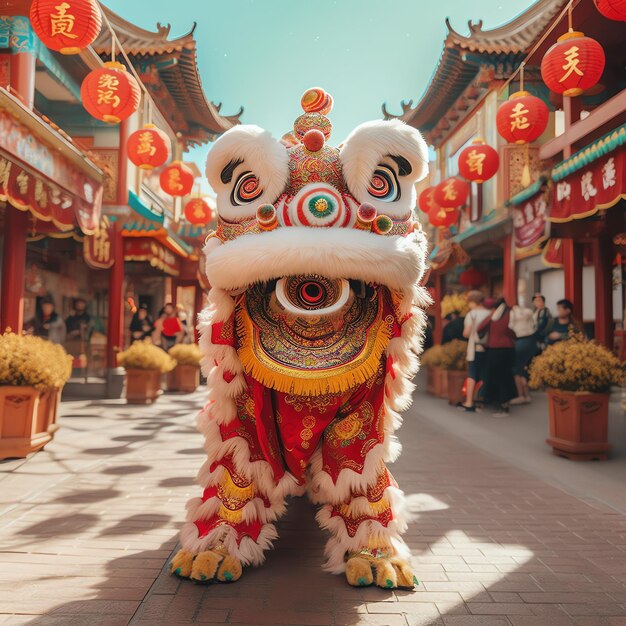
[
  {"xmin": 81, "ymin": 62, "xmax": 141, "ymax": 124},
  {"xmin": 127, "ymin": 124, "xmax": 171, "ymax": 170},
  {"xmin": 434, "ymin": 177, "xmax": 469, "ymax": 209},
  {"xmin": 428, "ymin": 205, "xmax": 459, "ymax": 229},
  {"xmin": 418, "ymin": 186, "xmax": 439, "ymax": 213},
  {"xmin": 594, "ymin": 0, "xmax": 626, "ymax": 21},
  {"xmin": 160, "ymin": 161, "xmax": 195, "ymax": 197},
  {"xmin": 458, "ymin": 140, "xmax": 499, "ymax": 183},
  {"xmin": 459, "ymin": 267, "xmax": 487, "ymax": 288},
  {"xmin": 184, "ymin": 198, "xmax": 213, "ymax": 225},
  {"xmin": 30, "ymin": 0, "xmax": 102, "ymax": 55},
  {"xmin": 496, "ymin": 91, "xmax": 549, "ymax": 144},
  {"xmin": 541, "ymin": 32, "xmax": 605, "ymax": 98}
]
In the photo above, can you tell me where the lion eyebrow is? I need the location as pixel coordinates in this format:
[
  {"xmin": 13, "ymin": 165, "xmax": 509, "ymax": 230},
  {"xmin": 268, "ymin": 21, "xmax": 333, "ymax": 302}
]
[
  {"xmin": 389, "ymin": 155, "xmax": 412, "ymax": 177},
  {"xmin": 220, "ymin": 158, "xmax": 244, "ymax": 184}
]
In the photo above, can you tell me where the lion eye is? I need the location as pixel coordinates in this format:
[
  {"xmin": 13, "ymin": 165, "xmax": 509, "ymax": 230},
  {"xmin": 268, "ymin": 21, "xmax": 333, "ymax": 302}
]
[
  {"xmin": 231, "ymin": 171, "xmax": 263, "ymax": 206},
  {"xmin": 367, "ymin": 165, "xmax": 400, "ymax": 202}
]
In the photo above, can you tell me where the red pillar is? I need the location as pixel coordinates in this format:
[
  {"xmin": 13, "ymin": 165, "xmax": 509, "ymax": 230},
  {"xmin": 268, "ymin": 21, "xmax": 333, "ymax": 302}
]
[
  {"xmin": 563, "ymin": 239, "xmax": 584, "ymax": 322},
  {"xmin": 0, "ymin": 51, "xmax": 35, "ymax": 332},
  {"xmin": 107, "ymin": 225, "xmax": 125, "ymax": 368},
  {"xmin": 116, "ymin": 119, "xmax": 130, "ymax": 206},
  {"xmin": 433, "ymin": 272, "xmax": 445, "ymax": 345},
  {"xmin": 502, "ymin": 234, "xmax": 517, "ymax": 307},
  {"xmin": 591, "ymin": 237, "xmax": 614, "ymax": 349}
]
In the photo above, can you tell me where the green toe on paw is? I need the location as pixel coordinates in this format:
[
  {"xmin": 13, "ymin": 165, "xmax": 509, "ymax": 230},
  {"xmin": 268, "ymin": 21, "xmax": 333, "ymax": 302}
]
[
  {"xmin": 385, "ymin": 579, "xmax": 394, "ymax": 588},
  {"xmin": 200, "ymin": 574, "xmax": 207, "ymax": 581},
  {"xmin": 174, "ymin": 567, "xmax": 181, "ymax": 575},
  {"xmin": 413, "ymin": 576, "xmax": 419, "ymax": 586},
  {"xmin": 357, "ymin": 577, "xmax": 368, "ymax": 587},
  {"xmin": 223, "ymin": 571, "xmax": 233, "ymax": 581}
]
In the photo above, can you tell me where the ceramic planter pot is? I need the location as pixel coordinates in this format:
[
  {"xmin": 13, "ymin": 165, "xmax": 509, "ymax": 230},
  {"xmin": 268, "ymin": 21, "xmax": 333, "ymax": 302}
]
[
  {"xmin": 125, "ymin": 369, "xmax": 163, "ymax": 404},
  {"xmin": 446, "ymin": 369, "xmax": 467, "ymax": 406},
  {"xmin": 0, "ymin": 386, "xmax": 61, "ymax": 460},
  {"xmin": 546, "ymin": 389, "xmax": 611, "ymax": 461},
  {"xmin": 167, "ymin": 364, "xmax": 200, "ymax": 393},
  {"xmin": 436, "ymin": 367, "xmax": 448, "ymax": 399}
]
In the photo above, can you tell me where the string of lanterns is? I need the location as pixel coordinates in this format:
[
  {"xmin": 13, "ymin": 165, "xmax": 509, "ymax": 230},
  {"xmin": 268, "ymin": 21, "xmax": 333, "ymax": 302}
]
[{"xmin": 29, "ymin": 0, "xmax": 209, "ymax": 220}]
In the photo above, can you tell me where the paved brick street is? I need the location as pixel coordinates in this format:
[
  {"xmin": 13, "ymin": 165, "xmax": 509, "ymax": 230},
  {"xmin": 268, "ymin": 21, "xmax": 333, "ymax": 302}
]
[{"xmin": 1, "ymin": 384, "xmax": 626, "ymax": 626}]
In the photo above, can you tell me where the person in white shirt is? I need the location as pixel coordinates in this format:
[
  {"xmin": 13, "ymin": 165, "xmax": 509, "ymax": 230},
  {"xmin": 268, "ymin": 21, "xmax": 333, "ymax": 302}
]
[
  {"xmin": 508, "ymin": 305, "xmax": 538, "ymax": 404},
  {"xmin": 459, "ymin": 290, "xmax": 491, "ymax": 411}
]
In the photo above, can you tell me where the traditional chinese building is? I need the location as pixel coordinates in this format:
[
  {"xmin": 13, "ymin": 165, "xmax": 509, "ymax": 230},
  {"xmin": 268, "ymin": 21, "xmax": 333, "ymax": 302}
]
[
  {"xmin": 385, "ymin": 0, "xmax": 624, "ymax": 348},
  {"xmin": 0, "ymin": 2, "xmax": 238, "ymax": 395}
]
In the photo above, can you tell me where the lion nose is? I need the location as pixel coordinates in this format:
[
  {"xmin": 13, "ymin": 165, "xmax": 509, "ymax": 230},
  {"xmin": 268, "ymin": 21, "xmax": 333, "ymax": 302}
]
[{"xmin": 302, "ymin": 128, "xmax": 325, "ymax": 153}]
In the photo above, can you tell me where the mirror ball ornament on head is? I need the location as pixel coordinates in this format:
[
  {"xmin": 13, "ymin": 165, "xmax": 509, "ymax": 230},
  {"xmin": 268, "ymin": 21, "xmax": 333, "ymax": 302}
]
[{"xmin": 170, "ymin": 88, "xmax": 431, "ymax": 590}]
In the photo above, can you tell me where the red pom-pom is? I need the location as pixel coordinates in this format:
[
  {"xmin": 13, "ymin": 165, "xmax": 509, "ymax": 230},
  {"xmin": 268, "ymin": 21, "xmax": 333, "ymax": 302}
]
[{"xmin": 302, "ymin": 129, "xmax": 325, "ymax": 152}]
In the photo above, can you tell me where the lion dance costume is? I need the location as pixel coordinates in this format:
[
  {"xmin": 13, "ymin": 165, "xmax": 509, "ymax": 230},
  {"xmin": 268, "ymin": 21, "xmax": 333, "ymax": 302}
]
[{"xmin": 171, "ymin": 88, "xmax": 430, "ymax": 589}]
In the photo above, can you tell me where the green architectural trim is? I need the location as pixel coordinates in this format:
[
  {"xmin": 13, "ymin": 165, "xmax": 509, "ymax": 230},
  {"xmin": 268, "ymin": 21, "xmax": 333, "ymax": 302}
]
[{"xmin": 551, "ymin": 123, "xmax": 626, "ymax": 182}]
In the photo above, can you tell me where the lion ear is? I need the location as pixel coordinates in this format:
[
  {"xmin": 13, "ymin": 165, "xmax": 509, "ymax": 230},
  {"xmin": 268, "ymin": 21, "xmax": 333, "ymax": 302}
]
[
  {"xmin": 206, "ymin": 125, "xmax": 289, "ymax": 222},
  {"xmin": 339, "ymin": 120, "xmax": 428, "ymax": 219}
]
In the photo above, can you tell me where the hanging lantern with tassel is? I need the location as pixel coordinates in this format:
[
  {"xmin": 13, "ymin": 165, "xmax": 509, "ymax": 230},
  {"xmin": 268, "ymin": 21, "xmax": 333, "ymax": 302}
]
[
  {"xmin": 458, "ymin": 140, "xmax": 499, "ymax": 183},
  {"xmin": 418, "ymin": 186, "xmax": 439, "ymax": 213},
  {"xmin": 433, "ymin": 177, "xmax": 469, "ymax": 209},
  {"xmin": 30, "ymin": 0, "xmax": 102, "ymax": 55},
  {"xmin": 81, "ymin": 61, "xmax": 141, "ymax": 124},
  {"xmin": 496, "ymin": 91, "xmax": 549, "ymax": 145},
  {"xmin": 160, "ymin": 161, "xmax": 195, "ymax": 197},
  {"xmin": 594, "ymin": 0, "xmax": 626, "ymax": 21},
  {"xmin": 184, "ymin": 198, "xmax": 213, "ymax": 225},
  {"xmin": 541, "ymin": 32, "xmax": 605, "ymax": 97},
  {"xmin": 127, "ymin": 124, "xmax": 171, "ymax": 170},
  {"xmin": 428, "ymin": 205, "xmax": 459, "ymax": 229}
]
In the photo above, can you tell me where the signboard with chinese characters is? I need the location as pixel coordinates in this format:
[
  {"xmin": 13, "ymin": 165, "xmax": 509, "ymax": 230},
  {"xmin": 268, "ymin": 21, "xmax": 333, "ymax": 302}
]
[
  {"xmin": 0, "ymin": 108, "xmax": 103, "ymax": 234},
  {"xmin": 0, "ymin": 151, "xmax": 101, "ymax": 233},
  {"xmin": 551, "ymin": 148, "xmax": 626, "ymax": 222},
  {"xmin": 124, "ymin": 238, "xmax": 181, "ymax": 277},
  {"xmin": 513, "ymin": 188, "xmax": 550, "ymax": 259},
  {"xmin": 84, "ymin": 216, "xmax": 115, "ymax": 269}
]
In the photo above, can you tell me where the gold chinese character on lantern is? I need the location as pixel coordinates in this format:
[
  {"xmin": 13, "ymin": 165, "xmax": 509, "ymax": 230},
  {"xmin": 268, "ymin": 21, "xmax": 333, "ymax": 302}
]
[
  {"xmin": 510, "ymin": 102, "xmax": 530, "ymax": 132},
  {"xmin": 442, "ymin": 179, "xmax": 458, "ymax": 202},
  {"xmin": 465, "ymin": 149, "xmax": 486, "ymax": 176},
  {"xmin": 137, "ymin": 132, "xmax": 156, "ymax": 156},
  {"xmin": 168, "ymin": 169, "xmax": 183, "ymax": 192},
  {"xmin": 560, "ymin": 46, "xmax": 584, "ymax": 83},
  {"xmin": 96, "ymin": 74, "xmax": 121, "ymax": 108},
  {"xmin": 50, "ymin": 2, "xmax": 78, "ymax": 39}
]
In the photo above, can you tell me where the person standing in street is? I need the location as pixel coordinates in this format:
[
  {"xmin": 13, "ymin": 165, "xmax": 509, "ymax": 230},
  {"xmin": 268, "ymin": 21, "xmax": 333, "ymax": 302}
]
[
  {"xmin": 509, "ymin": 304, "xmax": 538, "ymax": 405},
  {"xmin": 545, "ymin": 299, "xmax": 583, "ymax": 345},
  {"xmin": 477, "ymin": 298, "xmax": 517, "ymax": 417},
  {"xmin": 130, "ymin": 304, "xmax": 154, "ymax": 342},
  {"xmin": 532, "ymin": 293, "xmax": 552, "ymax": 351},
  {"xmin": 156, "ymin": 303, "xmax": 183, "ymax": 351},
  {"xmin": 25, "ymin": 296, "xmax": 66, "ymax": 345},
  {"xmin": 459, "ymin": 290, "xmax": 490, "ymax": 411}
]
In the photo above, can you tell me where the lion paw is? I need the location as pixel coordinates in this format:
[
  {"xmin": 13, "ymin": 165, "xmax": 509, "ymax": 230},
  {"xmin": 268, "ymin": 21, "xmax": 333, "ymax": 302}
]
[
  {"xmin": 345, "ymin": 552, "xmax": 417, "ymax": 590},
  {"xmin": 170, "ymin": 548, "xmax": 242, "ymax": 584}
]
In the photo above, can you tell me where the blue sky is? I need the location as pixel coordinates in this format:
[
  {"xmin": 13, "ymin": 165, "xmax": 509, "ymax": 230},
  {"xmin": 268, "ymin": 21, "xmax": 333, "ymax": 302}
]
[{"xmin": 104, "ymin": 0, "xmax": 533, "ymax": 176}]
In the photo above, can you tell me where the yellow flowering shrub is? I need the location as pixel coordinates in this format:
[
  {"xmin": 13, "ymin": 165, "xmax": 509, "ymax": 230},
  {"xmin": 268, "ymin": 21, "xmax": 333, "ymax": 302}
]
[
  {"xmin": 117, "ymin": 340, "xmax": 176, "ymax": 373},
  {"xmin": 441, "ymin": 293, "xmax": 469, "ymax": 318},
  {"xmin": 529, "ymin": 333, "xmax": 624, "ymax": 393},
  {"xmin": 421, "ymin": 340, "xmax": 467, "ymax": 371},
  {"xmin": 421, "ymin": 344, "xmax": 446, "ymax": 368},
  {"xmin": 169, "ymin": 343, "xmax": 202, "ymax": 366},
  {"xmin": 0, "ymin": 332, "xmax": 72, "ymax": 389},
  {"xmin": 439, "ymin": 339, "xmax": 468, "ymax": 371}
]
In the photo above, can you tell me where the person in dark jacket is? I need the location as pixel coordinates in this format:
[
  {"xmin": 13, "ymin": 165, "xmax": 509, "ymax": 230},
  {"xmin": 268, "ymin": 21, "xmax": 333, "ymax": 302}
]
[
  {"xmin": 25, "ymin": 296, "xmax": 66, "ymax": 345},
  {"xmin": 129, "ymin": 305, "xmax": 154, "ymax": 342},
  {"xmin": 532, "ymin": 293, "xmax": 552, "ymax": 350},
  {"xmin": 545, "ymin": 299, "xmax": 584, "ymax": 345},
  {"xmin": 442, "ymin": 311, "xmax": 465, "ymax": 344},
  {"xmin": 477, "ymin": 298, "xmax": 517, "ymax": 416}
]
